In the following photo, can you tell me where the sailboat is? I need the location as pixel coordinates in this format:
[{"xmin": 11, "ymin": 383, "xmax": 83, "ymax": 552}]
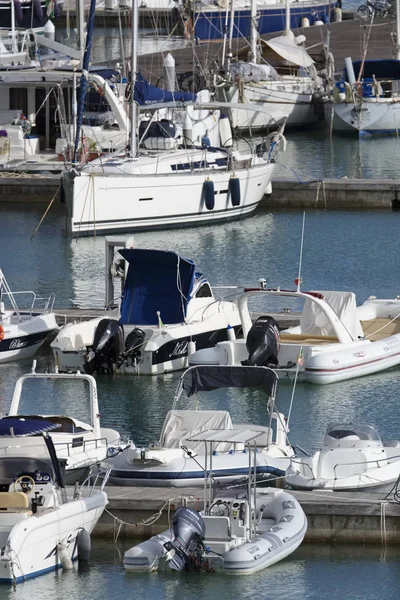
[
  {"xmin": 214, "ymin": 0, "xmax": 326, "ymax": 132},
  {"xmin": 326, "ymin": 4, "xmax": 400, "ymax": 135},
  {"xmin": 61, "ymin": 0, "xmax": 286, "ymax": 237}
]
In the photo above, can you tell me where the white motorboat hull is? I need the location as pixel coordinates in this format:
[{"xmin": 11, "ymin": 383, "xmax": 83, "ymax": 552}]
[
  {"xmin": 0, "ymin": 313, "xmax": 58, "ymax": 364},
  {"xmin": 0, "ymin": 491, "xmax": 107, "ymax": 584},
  {"xmin": 222, "ymin": 85, "xmax": 321, "ymax": 131},
  {"xmin": 63, "ymin": 161, "xmax": 275, "ymax": 237},
  {"xmin": 190, "ymin": 334, "xmax": 400, "ymax": 385},
  {"xmin": 108, "ymin": 449, "xmax": 291, "ymax": 487},
  {"xmin": 52, "ymin": 320, "xmax": 242, "ymax": 375},
  {"xmin": 124, "ymin": 489, "xmax": 307, "ymax": 573}
]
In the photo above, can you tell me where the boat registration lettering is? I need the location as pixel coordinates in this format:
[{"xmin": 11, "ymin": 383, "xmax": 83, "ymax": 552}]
[
  {"xmin": 9, "ymin": 339, "xmax": 28, "ymax": 350},
  {"xmin": 247, "ymin": 545, "xmax": 260, "ymax": 555},
  {"xmin": 169, "ymin": 340, "xmax": 189, "ymax": 358}
]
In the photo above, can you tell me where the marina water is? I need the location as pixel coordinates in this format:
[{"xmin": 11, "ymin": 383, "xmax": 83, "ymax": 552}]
[
  {"xmin": 1, "ymin": 205, "xmax": 400, "ymax": 596},
  {"xmin": 2, "ymin": 26, "xmax": 400, "ymax": 598}
]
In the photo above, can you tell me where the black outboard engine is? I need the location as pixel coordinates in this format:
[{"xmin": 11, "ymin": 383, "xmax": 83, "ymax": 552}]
[
  {"xmin": 164, "ymin": 507, "xmax": 206, "ymax": 571},
  {"xmin": 123, "ymin": 327, "xmax": 146, "ymax": 363},
  {"xmin": 84, "ymin": 318, "xmax": 124, "ymax": 374},
  {"xmin": 242, "ymin": 316, "xmax": 280, "ymax": 368}
]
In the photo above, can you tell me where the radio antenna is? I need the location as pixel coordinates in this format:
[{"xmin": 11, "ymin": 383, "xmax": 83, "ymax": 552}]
[{"xmin": 296, "ymin": 212, "xmax": 306, "ymax": 292}]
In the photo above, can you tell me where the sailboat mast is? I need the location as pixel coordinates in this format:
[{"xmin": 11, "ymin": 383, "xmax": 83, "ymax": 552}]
[
  {"xmin": 250, "ymin": 0, "xmax": 257, "ymax": 63},
  {"xmin": 285, "ymin": 0, "xmax": 290, "ymax": 36},
  {"xmin": 396, "ymin": 0, "xmax": 400, "ymax": 60},
  {"xmin": 130, "ymin": 0, "xmax": 138, "ymax": 157}
]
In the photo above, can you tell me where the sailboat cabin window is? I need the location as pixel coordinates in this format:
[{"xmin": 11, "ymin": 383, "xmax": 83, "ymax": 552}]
[
  {"xmin": 195, "ymin": 283, "xmax": 212, "ymax": 298},
  {"xmin": 9, "ymin": 88, "xmax": 27, "ymax": 117}
]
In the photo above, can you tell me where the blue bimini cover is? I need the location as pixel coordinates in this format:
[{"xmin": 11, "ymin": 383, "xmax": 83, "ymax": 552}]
[
  {"xmin": 0, "ymin": 418, "xmax": 60, "ymax": 437},
  {"xmin": 134, "ymin": 72, "xmax": 196, "ymax": 105},
  {"xmin": 118, "ymin": 249, "xmax": 196, "ymax": 326}
]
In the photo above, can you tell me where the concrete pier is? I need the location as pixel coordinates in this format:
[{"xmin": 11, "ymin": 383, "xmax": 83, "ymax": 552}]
[
  {"xmin": 0, "ymin": 176, "xmax": 399, "ymax": 210},
  {"xmin": 94, "ymin": 485, "xmax": 400, "ymax": 545}
]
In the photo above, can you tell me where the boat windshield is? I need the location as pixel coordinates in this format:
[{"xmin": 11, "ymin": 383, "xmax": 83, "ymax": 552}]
[{"xmin": 324, "ymin": 423, "xmax": 382, "ymax": 443}]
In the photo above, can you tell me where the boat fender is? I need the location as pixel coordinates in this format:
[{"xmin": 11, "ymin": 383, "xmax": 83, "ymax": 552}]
[
  {"xmin": 187, "ymin": 340, "xmax": 196, "ymax": 358},
  {"xmin": 77, "ymin": 529, "xmax": 91, "ymax": 562},
  {"xmin": 33, "ymin": 0, "xmax": 43, "ymax": 21},
  {"xmin": 229, "ymin": 176, "xmax": 240, "ymax": 206},
  {"xmin": 0, "ymin": 324, "xmax": 4, "ymax": 341},
  {"xmin": 332, "ymin": 7, "xmax": 342, "ymax": 21},
  {"xmin": 203, "ymin": 179, "xmax": 215, "ymax": 210},
  {"xmin": 13, "ymin": 0, "xmax": 23, "ymax": 25},
  {"xmin": 57, "ymin": 542, "xmax": 73, "ymax": 570},
  {"xmin": 301, "ymin": 17, "xmax": 310, "ymax": 27},
  {"xmin": 227, "ymin": 324, "xmax": 236, "ymax": 341}
]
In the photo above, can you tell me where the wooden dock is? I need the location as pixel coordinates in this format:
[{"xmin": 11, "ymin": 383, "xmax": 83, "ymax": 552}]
[
  {"xmin": 93, "ymin": 484, "xmax": 400, "ymax": 545},
  {"xmin": 136, "ymin": 17, "xmax": 399, "ymax": 83}
]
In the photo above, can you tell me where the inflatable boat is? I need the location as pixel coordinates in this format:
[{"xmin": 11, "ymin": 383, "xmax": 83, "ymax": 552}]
[{"xmin": 124, "ymin": 488, "xmax": 307, "ymax": 574}]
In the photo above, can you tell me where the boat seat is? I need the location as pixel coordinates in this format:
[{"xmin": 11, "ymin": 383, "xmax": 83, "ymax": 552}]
[
  {"xmin": 280, "ymin": 333, "xmax": 339, "ymax": 344},
  {"xmin": 317, "ymin": 450, "xmax": 370, "ymax": 480},
  {"xmin": 0, "ymin": 491, "xmax": 32, "ymax": 513},
  {"xmin": 360, "ymin": 318, "xmax": 400, "ymax": 341},
  {"xmin": 202, "ymin": 516, "xmax": 231, "ymax": 541}
]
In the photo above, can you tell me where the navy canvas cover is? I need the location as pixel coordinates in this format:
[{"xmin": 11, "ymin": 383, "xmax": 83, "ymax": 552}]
[
  {"xmin": 134, "ymin": 72, "xmax": 196, "ymax": 105},
  {"xmin": 0, "ymin": 418, "xmax": 60, "ymax": 437},
  {"xmin": 181, "ymin": 366, "xmax": 278, "ymax": 397},
  {"xmin": 345, "ymin": 60, "xmax": 400, "ymax": 81},
  {"xmin": 119, "ymin": 249, "xmax": 196, "ymax": 326}
]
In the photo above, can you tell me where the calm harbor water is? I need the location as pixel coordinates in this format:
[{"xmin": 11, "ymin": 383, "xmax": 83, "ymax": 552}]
[
  {"xmin": 3, "ymin": 21, "xmax": 400, "ymax": 596},
  {"xmin": 1, "ymin": 207, "xmax": 400, "ymax": 595}
]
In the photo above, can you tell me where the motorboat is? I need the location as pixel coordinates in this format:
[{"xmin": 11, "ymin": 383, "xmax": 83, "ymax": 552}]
[
  {"xmin": 0, "ymin": 418, "xmax": 109, "ymax": 584},
  {"xmin": 51, "ymin": 245, "xmax": 242, "ymax": 375},
  {"xmin": 4, "ymin": 362, "xmax": 126, "ymax": 484},
  {"xmin": 106, "ymin": 364, "xmax": 294, "ymax": 486},
  {"xmin": 61, "ymin": 0, "xmax": 284, "ymax": 238},
  {"xmin": 0, "ymin": 268, "xmax": 58, "ymax": 364},
  {"xmin": 326, "ymin": 58, "xmax": 400, "ymax": 135},
  {"xmin": 189, "ymin": 283, "xmax": 400, "ymax": 384},
  {"xmin": 285, "ymin": 422, "xmax": 400, "ymax": 491},
  {"xmin": 124, "ymin": 428, "xmax": 306, "ymax": 573}
]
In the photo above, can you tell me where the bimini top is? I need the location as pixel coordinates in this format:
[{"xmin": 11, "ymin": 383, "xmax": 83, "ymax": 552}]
[
  {"xmin": 0, "ymin": 417, "xmax": 60, "ymax": 437},
  {"xmin": 119, "ymin": 248, "xmax": 196, "ymax": 326},
  {"xmin": 180, "ymin": 365, "xmax": 278, "ymax": 397},
  {"xmin": 134, "ymin": 72, "xmax": 196, "ymax": 105},
  {"xmin": 262, "ymin": 36, "xmax": 314, "ymax": 68}
]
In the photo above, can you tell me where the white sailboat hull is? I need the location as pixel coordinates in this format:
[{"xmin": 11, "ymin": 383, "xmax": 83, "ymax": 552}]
[
  {"xmin": 63, "ymin": 160, "xmax": 275, "ymax": 237},
  {"xmin": 326, "ymin": 99, "xmax": 400, "ymax": 134},
  {"xmin": 223, "ymin": 84, "xmax": 321, "ymax": 131}
]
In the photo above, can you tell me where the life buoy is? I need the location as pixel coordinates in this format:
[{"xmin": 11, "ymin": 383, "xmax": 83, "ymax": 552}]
[
  {"xmin": 184, "ymin": 17, "xmax": 194, "ymax": 40},
  {"xmin": 0, "ymin": 324, "xmax": 4, "ymax": 341}
]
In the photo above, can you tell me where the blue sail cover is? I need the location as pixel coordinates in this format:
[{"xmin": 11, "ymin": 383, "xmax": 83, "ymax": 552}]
[
  {"xmin": 118, "ymin": 249, "xmax": 196, "ymax": 326},
  {"xmin": 134, "ymin": 72, "xmax": 196, "ymax": 105},
  {"xmin": 0, "ymin": 418, "xmax": 60, "ymax": 437}
]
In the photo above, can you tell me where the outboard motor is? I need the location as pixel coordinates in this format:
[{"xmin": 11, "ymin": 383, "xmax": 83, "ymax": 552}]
[
  {"xmin": 84, "ymin": 318, "xmax": 124, "ymax": 374},
  {"xmin": 164, "ymin": 507, "xmax": 206, "ymax": 571},
  {"xmin": 242, "ymin": 316, "xmax": 280, "ymax": 368},
  {"xmin": 123, "ymin": 327, "xmax": 146, "ymax": 364}
]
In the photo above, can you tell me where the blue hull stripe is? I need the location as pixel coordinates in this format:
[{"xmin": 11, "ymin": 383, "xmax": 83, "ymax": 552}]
[{"xmin": 111, "ymin": 465, "xmax": 286, "ymax": 481}]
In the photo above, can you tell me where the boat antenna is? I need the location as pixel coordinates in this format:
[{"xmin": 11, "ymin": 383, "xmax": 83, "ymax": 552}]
[{"xmin": 296, "ymin": 212, "xmax": 306, "ymax": 292}]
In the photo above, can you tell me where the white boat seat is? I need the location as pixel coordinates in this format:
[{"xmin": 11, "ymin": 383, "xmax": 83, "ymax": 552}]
[
  {"xmin": 0, "ymin": 491, "xmax": 32, "ymax": 513},
  {"xmin": 160, "ymin": 410, "xmax": 234, "ymax": 453},
  {"xmin": 317, "ymin": 450, "xmax": 370, "ymax": 480},
  {"xmin": 360, "ymin": 318, "xmax": 400, "ymax": 341},
  {"xmin": 203, "ymin": 516, "xmax": 231, "ymax": 541}
]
